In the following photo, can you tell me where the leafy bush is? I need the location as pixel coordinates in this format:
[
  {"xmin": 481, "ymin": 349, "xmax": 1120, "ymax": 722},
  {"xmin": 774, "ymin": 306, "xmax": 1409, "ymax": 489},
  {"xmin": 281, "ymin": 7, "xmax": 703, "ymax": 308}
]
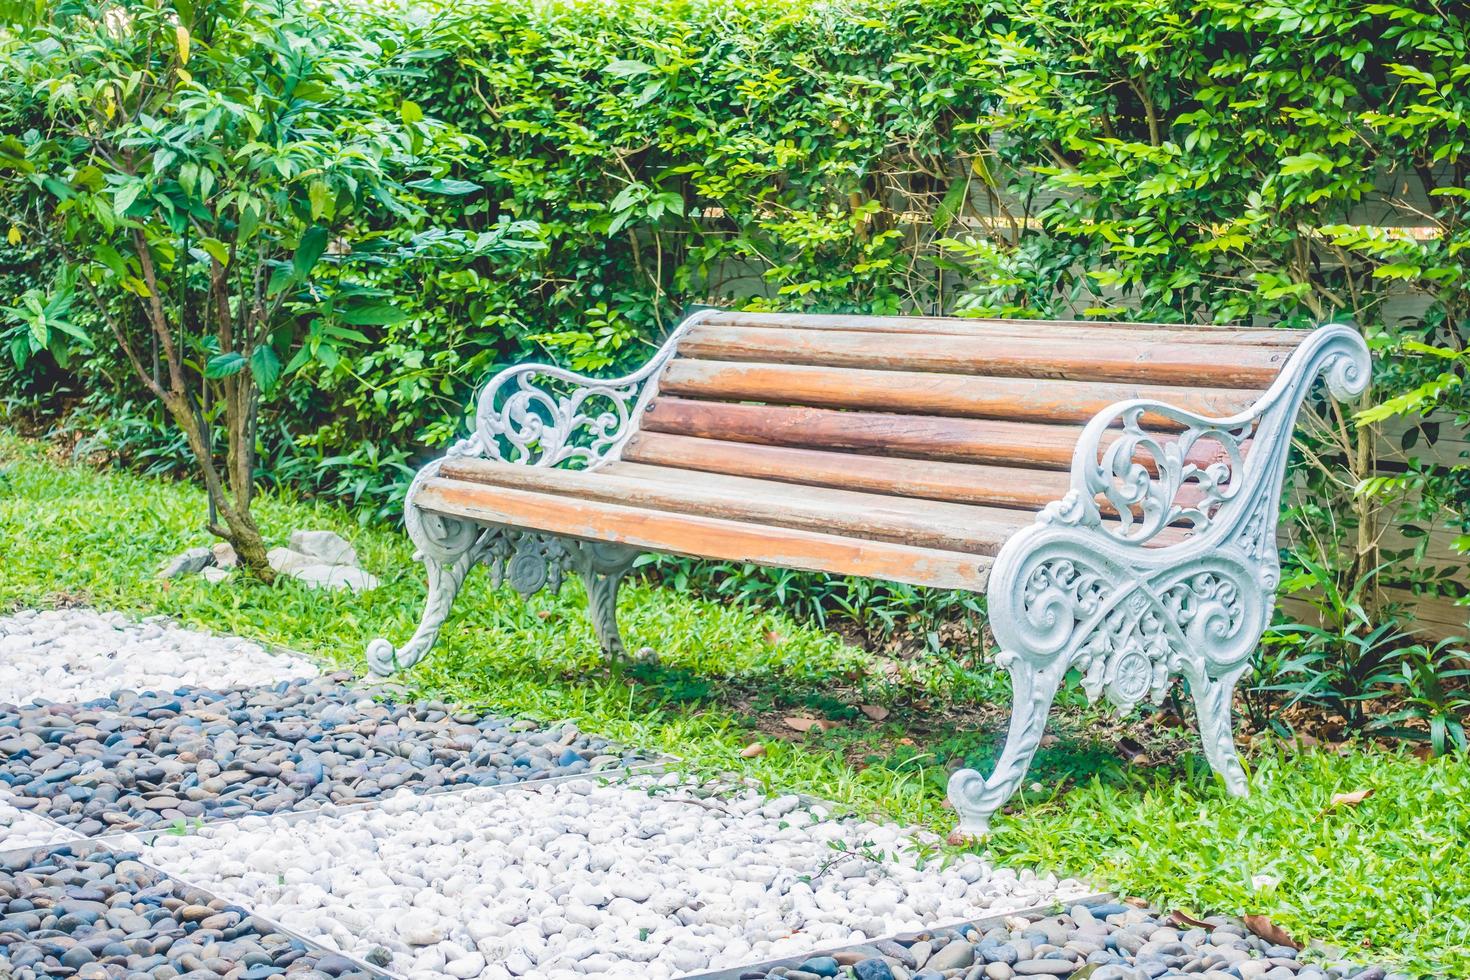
[
  {"xmin": 2, "ymin": 0, "xmax": 1466, "ymax": 724},
  {"xmin": 0, "ymin": 0, "xmax": 539, "ymax": 571}
]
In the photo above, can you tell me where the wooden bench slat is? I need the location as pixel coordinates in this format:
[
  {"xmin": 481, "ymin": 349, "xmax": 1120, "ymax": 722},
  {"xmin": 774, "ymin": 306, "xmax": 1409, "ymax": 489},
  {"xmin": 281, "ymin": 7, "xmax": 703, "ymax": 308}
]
[
  {"xmin": 416, "ymin": 478, "xmax": 993, "ymax": 591},
  {"xmin": 622, "ymin": 432, "xmax": 1072, "ymax": 509},
  {"xmin": 658, "ymin": 359, "xmax": 1262, "ymax": 425},
  {"xmin": 642, "ymin": 397, "xmax": 1085, "ymax": 468},
  {"xmin": 677, "ymin": 324, "xmax": 1291, "ymax": 387},
  {"xmin": 702, "ymin": 311, "xmax": 1311, "ymax": 347},
  {"xmin": 437, "ymin": 457, "xmax": 1032, "ymax": 555}
]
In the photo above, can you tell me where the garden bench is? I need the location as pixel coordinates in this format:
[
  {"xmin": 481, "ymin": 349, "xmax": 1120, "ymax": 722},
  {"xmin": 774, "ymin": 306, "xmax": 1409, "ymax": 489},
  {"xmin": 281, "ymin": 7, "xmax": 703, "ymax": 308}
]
[{"xmin": 366, "ymin": 309, "xmax": 1369, "ymax": 835}]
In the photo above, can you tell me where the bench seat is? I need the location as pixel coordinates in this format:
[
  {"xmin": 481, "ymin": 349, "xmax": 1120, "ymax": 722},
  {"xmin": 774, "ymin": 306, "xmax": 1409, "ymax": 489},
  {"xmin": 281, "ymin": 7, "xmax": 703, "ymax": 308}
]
[
  {"xmin": 420, "ymin": 467, "xmax": 1005, "ymax": 590},
  {"xmin": 365, "ymin": 309, "xmax": 1371, "ymax": 838}
]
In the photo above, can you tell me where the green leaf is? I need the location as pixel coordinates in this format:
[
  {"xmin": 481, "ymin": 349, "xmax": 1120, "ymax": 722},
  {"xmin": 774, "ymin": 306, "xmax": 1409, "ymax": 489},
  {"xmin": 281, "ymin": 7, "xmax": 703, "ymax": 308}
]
[
  {"xmin": 1373, "ymin": 262, "xmax": 1422, "ymax": 280},
  {"xmin": 338, "ymin": 304, "xmax": 410, "ymax": 326},
  {"xmin": 400, "ymin": 100, "xmax": 424, "ymax": 124},
  {"xmin": 1279, "ymin": 153, "xmax": 1333, "ymax": 175},
  {"xmin": 92, "ymin": 244, "xmax": 127, "ymax": 278},
  {"xmin": 404, "ymin": 178, "xmax": 482, "ymax": 196},
  {"xmin": 606, "ymin": 59, "xmax": 654, "ymax": 78},
  {"xmin": 114, "ymin": 181, "xmax": 143, "ymax": 213},
  {"xmin": 293, "ymin": 225, "xmax": 329, "ymax": 280},
  {"xmin": 198, "ymin": 237, "xmax": 230, "ymax": 265},
  {"xmin": 308, "ymin": 181, "xmax": 330, "ymax": 221},
  {"xmin": 249, "ymin": 344, "xmax": 282, "ymax": 391},
  {"xmin": 933, "ymin": 176, "xmax": 969, "ymax": 234},
  {"xmin": 238, "ymin": 201, "xmax": 261, "ymax": 242},
  {"xmin": 204, "ymin": 351, "xmax": 247, "ymax": 378},
  {"xmin": 633, "ymin": 80, "xmax": 664, "ymax": 108}
]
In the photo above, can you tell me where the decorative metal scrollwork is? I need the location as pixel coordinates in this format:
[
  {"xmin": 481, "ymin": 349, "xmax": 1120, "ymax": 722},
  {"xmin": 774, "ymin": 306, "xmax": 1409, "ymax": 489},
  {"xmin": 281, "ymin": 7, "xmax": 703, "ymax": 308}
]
[
  {"xmin": 949, "ymin": 323, "xmax": 1372, "ymax": 837},
  {"xmin": 365, "ymin": 311, "xmax": 718, "ymax": 674},
  {"xmin": 1081, "ymin": 408, "xmax": 1252, "ymax": 544},
  {"xmin": 447, "ymin": 309, "xmax": 716, "ymax": 469},
  {"xmin": 364, "ymin": 522, "xmax": 637, "ymax": 676},
  {"xmin": 1059, "ymin": 323, "xmax": 1372, "ymax": 548}
]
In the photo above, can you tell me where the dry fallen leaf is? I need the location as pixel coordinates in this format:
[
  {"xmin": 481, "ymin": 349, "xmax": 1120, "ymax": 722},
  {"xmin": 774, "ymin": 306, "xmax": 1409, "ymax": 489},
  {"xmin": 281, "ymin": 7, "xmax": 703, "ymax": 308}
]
[
  {"xmin": 1242, "ymin": 914, "xmax": 1301, "ymax": 950},
  {"xmin": 1169, "ymin": 910, "xmax": 1212, "ymax": 929},
  {"xmin": 782, "ymin": 716, "xmax": 839, "ymax": 733},
  {"xmin": 859, "ymin": 704, "xmax": 890, "ymax": 721},
  {"xmin": 739, "ymin": 742, "xmax": 766, "ymax": 759},
  {"xmin": 1325, "ymin": 788, "xmax": 1374, "ymax": 811}
]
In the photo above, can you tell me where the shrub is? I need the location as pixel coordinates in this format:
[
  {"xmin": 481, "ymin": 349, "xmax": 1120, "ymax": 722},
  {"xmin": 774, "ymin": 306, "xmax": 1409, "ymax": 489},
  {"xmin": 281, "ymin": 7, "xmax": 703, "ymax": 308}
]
[
  {"xmin": 1, "ymin": 0, "xmax": 1465, "ymax": 722},
  {"xmin": 0, "ymin": 0, "xmax": 537, "ymax": 572}
]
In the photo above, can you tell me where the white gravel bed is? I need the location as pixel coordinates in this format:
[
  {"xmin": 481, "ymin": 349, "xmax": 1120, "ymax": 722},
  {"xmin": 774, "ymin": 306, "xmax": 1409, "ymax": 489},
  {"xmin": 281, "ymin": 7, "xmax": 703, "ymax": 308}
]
[
  {"xmin": 0, "ymin": 798, "xmax": 77, "ymax": 850},
  {"xmin": 139, "ymin": 774, "xmax": 1088, "ymax": 980},
  {"xmin": 0, "ymin": 608, "xmax": 318, "ymax": 705}
]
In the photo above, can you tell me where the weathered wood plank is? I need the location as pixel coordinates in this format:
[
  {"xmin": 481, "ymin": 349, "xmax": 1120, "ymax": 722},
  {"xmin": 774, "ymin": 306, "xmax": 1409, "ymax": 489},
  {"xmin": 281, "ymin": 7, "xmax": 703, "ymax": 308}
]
[
  {"xmin": 622, "ymin": 432, "xmax": 1072, "ymax": 509},
  {"xmin": 416, "ymin": 478, "xmax": 994, "ymax": 591},
  {"xmin": 658, "ymin": 358, "xmax": 1262, "ymax": 424},
  {"xmin": 438, "ymin": 457, "xmax": 1032, "ymax": 555},
  {"xmin": 702, "ymin": 311, "xmax": 1311, "ymax": 347},
  {"xmin": 641, "ymin": 397, "xmax": 1086, "ymax": 468},
  {"xmin": 677, "ymin": 324, "xmax": 1291, "ymax": 387}
]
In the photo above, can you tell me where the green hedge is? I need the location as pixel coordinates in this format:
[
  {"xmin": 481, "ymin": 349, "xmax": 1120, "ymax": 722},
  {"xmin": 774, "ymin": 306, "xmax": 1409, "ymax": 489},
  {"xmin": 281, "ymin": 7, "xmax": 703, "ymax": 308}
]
[{"xmin": 3, "ymin": 0, "xmax": 1467, "ymax": 724}]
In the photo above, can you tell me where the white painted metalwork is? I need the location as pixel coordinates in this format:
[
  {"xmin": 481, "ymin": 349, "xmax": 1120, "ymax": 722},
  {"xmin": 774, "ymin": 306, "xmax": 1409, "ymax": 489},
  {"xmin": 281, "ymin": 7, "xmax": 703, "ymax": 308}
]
[
  {"xmin": 368, "ymin": 316, "xmax": 1370, "ymax": 839},
  {"xmin": 947, "ymin": 323, "xmax": 1371, "ymax": 835},
  {"xmin": 364, "ymin": 310, "xmax": 714, "ymax": 675}
]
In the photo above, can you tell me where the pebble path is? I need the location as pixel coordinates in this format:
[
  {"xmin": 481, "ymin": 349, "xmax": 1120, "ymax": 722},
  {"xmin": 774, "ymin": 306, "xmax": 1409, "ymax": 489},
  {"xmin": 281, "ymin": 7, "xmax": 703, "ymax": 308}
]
[
  {"xmin": 139, "ymin": 775, "xmax": 1083, "ymax": 978},
  {"xmin": 0, "ymin": 609, "xmax": 1412, "ymax": 980},
  {"xmin": 0, "ymin": 609, "xmax": 316, "ymax": 706},
  {"xmin": 1, "ymin": 797, "xmax": 77, "ymax": 851},
  {"xmin": 0, "ymin": 842, "xmax": 376, "ymax": 978},
  {"xmin": 723, "ymin": 903, "xmax": 1403, "ymax": 980},
  {"xmin": 1, "ymin": 677, "xmax": 639, "ymax": 835}
]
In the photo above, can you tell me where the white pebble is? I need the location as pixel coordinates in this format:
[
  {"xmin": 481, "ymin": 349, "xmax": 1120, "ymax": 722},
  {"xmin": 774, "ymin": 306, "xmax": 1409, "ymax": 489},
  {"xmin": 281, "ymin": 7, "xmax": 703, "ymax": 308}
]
[
  {"xmin": 140, "ymin": 776, "xmax": 1089, "ymax": 976},
  {"xmin": 0, "ymin": 608, "xmax": 315, "ymax": 705}
]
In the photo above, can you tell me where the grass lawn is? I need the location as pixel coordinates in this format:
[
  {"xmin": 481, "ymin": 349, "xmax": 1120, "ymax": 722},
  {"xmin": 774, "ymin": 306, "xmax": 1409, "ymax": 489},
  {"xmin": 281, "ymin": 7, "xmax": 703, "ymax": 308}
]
[{"xmin": 1, "ymin": 430, "xmax": 1465, "ymax": 977}]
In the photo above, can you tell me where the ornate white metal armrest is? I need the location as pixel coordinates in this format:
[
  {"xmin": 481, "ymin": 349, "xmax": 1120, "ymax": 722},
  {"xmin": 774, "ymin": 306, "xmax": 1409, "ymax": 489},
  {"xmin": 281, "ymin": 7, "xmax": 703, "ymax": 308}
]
[
  {"xmin": 948, "ymin": 323, "xmax": 1370, "ymax": 837},
  {"xmin": 1046, "ymin": 322, "xmax": 1372, "ymax": 548},
  {"xmin": 449, "ymin": 308, "xmax": 715, "ymax": 470}
]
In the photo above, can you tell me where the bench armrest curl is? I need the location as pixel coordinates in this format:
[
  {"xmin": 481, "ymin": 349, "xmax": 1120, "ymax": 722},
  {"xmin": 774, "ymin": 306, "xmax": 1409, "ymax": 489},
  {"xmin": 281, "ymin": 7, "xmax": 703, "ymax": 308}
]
[
  {"xmin": 449, "ymin": 309, "xmax": 715, "ymax": 470},
  {"xmin": 1046, "ymin": 322, "xmax": 1372, "ymax": 550}
]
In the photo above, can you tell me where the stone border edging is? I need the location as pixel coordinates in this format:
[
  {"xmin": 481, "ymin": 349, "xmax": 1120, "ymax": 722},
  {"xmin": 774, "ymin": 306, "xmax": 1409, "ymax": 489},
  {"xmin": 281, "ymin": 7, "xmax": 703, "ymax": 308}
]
[{"xmin": 675, "ymin": 892, "xmax": 1114, "ymax": 980}]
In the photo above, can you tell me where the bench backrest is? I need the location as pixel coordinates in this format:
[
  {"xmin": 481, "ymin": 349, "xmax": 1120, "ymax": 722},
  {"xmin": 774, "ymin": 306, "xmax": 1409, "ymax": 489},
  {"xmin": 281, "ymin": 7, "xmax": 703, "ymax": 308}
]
[{"xmin": 620, "ymin": 312, "xmax": 1310, "ymax": 514}]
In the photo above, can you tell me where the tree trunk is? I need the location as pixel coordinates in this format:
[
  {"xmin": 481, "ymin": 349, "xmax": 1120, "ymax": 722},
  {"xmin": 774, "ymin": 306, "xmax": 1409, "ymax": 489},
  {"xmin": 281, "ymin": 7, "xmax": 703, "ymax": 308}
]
[
  {"xmin": 162, "ymin": 392, "xmax": 276, "ymax": 584},
  {"xmin": 216, "ymin": 498, "xmax": 274, "ymax": 581}
]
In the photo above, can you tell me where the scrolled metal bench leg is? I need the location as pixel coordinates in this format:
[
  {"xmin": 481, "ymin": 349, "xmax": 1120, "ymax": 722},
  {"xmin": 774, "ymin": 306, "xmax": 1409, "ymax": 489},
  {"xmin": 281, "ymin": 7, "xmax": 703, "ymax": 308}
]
[
  {"xmin": 1185, "ymin": 662, "xmax": 1252, "ymax": 795},
  {"xmin": 567, "ymin": 541, "xmax": 639, "ymax": 664},
  {"xmin": 948, "ymin": 653, "xmax": 1070, "ymax": 838},
  {"xmin": 366, "ymin": 510, "xmax": 488, "ymax": 676}
]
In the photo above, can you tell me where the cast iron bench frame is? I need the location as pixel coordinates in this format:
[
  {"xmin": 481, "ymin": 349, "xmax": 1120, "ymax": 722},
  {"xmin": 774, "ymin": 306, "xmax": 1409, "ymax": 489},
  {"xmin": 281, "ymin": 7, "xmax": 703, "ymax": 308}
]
[{"xmin": 366, "ymin": 310, "xmax": 1369, "ymax": 835}]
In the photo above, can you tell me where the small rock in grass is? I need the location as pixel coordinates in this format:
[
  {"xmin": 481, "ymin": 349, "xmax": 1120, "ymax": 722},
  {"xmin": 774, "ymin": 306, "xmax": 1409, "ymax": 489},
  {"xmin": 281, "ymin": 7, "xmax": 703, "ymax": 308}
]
[
  {"xmin": 157, "ymin": 547, "xmax": 213, "ymax": 579},
  {"xmin": 289, "ymin": 529, "xmax": 358, "ymax": 566}
]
